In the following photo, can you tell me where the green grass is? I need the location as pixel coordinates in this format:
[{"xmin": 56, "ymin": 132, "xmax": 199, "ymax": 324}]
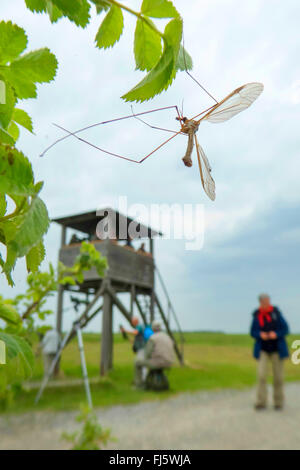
[{"xmin": 6, "ymin": 332, "xmax": 300, "ymax": 414}]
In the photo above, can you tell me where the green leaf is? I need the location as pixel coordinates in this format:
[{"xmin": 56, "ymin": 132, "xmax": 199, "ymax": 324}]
[
  {"xmin": 12, "ymin": 108, "xmax": 34, "ymax": 133},
  {"xmin": 60, "ymin": 275, "xmax": 77, "ymax": 286},
  {"xmin": 95, "ymin": 5, "xmax": 124, "ymax": 49},
  {"xmin": 7, "ymin": 121, "xmax": 19, "ymax": 142},
  {"xmin": 26, "ymin": 240, "xmax": 45, "ymax": 272},
  {"xmin": 0, "ymin": 146, "xmax": 34, "ymax": 196},
  {"xmin": 2, "ymin": 196, "xmax": 49, "ymax": 284},
  {"xmin": 164, "ymin": 17, "xmax": 182, "ymax": 52},
  {"xmin": 0, "ymin": 332, "xmax": 34, "ymax": 385},
  {"xmin": 134, "ymin": 18, "xmax": 162, "ymax": 71},
  {"xmin": 141, "ymin": 0, "xmax": 179, "ymax": 18},
  {"xmin": 91, "ymin": 0, "xmax": 110, "ymax": 14},
  {"xmin": 175, "ymin": 45, "xmax": 193, "ymax": 71},
  {"xmin": 0, "ymin": 126, "xmax": 15, "ymax": 145},
  {"xmin": 0, "ymin": 195, "xmax": 6, "ymax": 217},
  {"xmin": 0, "ymin": 21, "xmax": 28, "ymax": 64},
  {"xmin": 122, "ymin": 18, "xmax": 182, "ymax": 102},
  {"xmin": 0, "ymin": 81, "xmax": 16, "ymax": 130},
  {"xmin": 25, "ymin": 0, "xmax": 47, "ymax": 13},
  {"xmin": 122, "ymin": 45, "xmax": 174, "ymax": 103},
  {"xmin": 52, "ymin": 0, "xmax": 91, "ymax": 27},
  {"xmin": 4, "ymin": 48, "xmax": 58, "ymax": 99},
  {"xmin": 0, "ymin": 301, "xmax": 21, "ymax": 325},
  {"xmin": 45, "ymin": 1, "xmax": 64, "ymax": 23},
  {"xmin": 5, "ymin": 197, "xmax": 49, "ymax": 258}
]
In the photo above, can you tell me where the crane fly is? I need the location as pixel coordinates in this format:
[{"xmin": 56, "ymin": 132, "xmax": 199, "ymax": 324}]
[{"xmin": 41, "ymin": 82, "xmax": 264, "ymax": 201}]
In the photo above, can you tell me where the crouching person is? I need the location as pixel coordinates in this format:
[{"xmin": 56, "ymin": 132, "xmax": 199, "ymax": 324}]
[{"xmin": 134, "ymin": 321, "xmax": 175, "ymax": 389}]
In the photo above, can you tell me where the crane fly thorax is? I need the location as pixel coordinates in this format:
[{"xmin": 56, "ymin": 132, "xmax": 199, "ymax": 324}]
[{"xmin": 181, "ymin": 119, "xmax": 199, "ymax": 135}]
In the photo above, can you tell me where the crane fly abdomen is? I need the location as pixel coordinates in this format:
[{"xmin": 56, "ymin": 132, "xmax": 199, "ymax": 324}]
[{"xmin": 181, "ymin": 119, "xmax": 199, "ymax": 167}]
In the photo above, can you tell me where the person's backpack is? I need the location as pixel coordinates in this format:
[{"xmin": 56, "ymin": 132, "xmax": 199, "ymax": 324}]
[
  {"xmin": 145, "ymin": 369, "xmax": 170, "ymax": 391},
  {"xmin": 143, "ymin": 325, "xmax": 153, "ymax": 342}
]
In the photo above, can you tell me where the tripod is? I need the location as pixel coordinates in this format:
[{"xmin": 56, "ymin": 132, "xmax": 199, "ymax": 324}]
[{"xmin": 35, "ymin": 319, "xmax": 93, "ymax": 408}]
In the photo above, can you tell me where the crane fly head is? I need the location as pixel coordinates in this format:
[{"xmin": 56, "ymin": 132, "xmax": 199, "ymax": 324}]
[{"xmin": 176, "ymin": 116, "xmax": 187, "ymax": 124}]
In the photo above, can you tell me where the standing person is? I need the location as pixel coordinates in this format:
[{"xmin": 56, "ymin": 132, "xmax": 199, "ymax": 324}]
[
  {"xmin": 250, "ymin": 294, "xmax": 289, "ymax": 410},
  {"xmin": 41, "ymin": 328, "xmax": 60, "ymax": 378},
  {"xmin": 120, "ymin": 317, "xmax": 152, "ymax": 385}
]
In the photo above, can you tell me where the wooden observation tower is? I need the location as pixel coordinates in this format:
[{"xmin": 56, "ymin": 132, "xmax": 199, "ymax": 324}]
[{"xmin": 54, "ymin": 208, "xmax": 184, "ymax": 375}]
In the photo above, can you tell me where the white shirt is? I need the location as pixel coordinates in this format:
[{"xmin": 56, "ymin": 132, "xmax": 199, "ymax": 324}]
[{"xmin": 42, "ymin": 330, "xmax": 60, "ymax": 354}]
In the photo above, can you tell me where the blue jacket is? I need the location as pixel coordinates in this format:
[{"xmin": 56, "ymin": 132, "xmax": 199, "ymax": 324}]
[{"xmin": 250, "ymin": 306, "xmax": 289, "ymax": 360}]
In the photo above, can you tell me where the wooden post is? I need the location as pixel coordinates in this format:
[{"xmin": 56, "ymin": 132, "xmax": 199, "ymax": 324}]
[
  {"xmin": 55, "ymin": 225, "xmax": 66, "ymax": 376},
  {"xmin": 150, "ymin": 238, "xmax": 155, "ymax": 323},
  {"xmin": 56, "ymin": 225, "xmax": 66, "ymax": 334},
  {"xmin": 100, "ymin": 287, "xmax": 113, "ymax": 375},
  {"xmin": 130, "ymin": 284, "xmax": 135, "ymax": 317}
]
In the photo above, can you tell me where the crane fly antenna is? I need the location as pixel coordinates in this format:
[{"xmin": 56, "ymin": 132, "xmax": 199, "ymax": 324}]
[
  {"xmin": 182, "ymin": 31, "xmax": 218, "ymax": 104},
  {"xmin": 181, "ymin": 98, "xmax": 184, "ymax": 119}
]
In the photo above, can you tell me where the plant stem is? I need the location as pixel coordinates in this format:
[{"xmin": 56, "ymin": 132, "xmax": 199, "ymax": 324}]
[{"xmin": 108, "ymin": 0, "xmax": 166, "ymax": 42}]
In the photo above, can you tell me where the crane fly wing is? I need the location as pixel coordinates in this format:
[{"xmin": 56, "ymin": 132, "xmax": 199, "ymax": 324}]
[
  {"xmin": 195, "ymin": 135, "xmax": 215, "ymax": 201},
  {"xmin": 200, "ymin": 82, "xmax": 264, "ymax": 124}
]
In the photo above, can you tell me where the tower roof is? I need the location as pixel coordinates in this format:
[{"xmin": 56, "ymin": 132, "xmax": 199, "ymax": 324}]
[{"xmin": 52, "ymin": 208, "xmax": 162, "ymax": 240}]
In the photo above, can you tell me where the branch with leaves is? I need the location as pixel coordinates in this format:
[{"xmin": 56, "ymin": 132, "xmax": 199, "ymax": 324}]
[
  {"xmin": 62, "ymin": 404, "xmax": 114, "ymax": 450},
  {"xmin": 24, "ymin": 0, "xmax": 193, "ymax": 102},
  {"xmin": 0, "ymin": 20, "xmax": 58, "ymax": 285}
]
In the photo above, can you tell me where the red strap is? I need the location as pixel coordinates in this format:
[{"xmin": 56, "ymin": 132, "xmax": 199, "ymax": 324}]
[{"xmin": 258, "ymin": 306, "xmax": 273, "ymax": 327}]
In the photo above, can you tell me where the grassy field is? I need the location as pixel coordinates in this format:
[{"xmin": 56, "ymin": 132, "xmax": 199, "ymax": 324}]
[{"xmin": 8, "ymin": 332, "xmax": 300, "ymax": 414}]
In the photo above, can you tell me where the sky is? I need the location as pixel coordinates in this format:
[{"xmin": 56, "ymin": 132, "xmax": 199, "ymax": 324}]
[{"xmin": 1, "ymin": 0, "xmax": 300, "ymax": 334}]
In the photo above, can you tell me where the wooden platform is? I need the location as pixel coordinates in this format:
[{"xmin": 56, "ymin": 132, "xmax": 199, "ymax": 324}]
[{"xmin": 59, "ymin": 239, "xmax": 154, "ymax": 290}]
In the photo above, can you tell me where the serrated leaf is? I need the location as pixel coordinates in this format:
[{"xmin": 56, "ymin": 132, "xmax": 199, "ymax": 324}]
[
  {"xmin": 52, "ymin": 0, "xmax": 90, "ymax": 27},
  {"xmin": 0, "ymin": 301, "xmax": 21, "ymax": 325},
  {"xmin": 5, "ymin": 196, "xmax": 49, "ymax": 258},
  {"xmin": 0, "ymin": 195, "xmax": 6, "ymax": 217},
  {"xmin": 95, "ymin": 5, "xmax": 124, "ymax": 49},
  {"xmin": 26, "ymin": 240, "xmax": 45, "ymax": 272},
  {"xmin": 134, "ymin": 18, "xmax": 162, "ymax": 71},
  {"xmin": 0, "ymin": 332, "xmax": 34, "ymax": 384},
  {"xmin": 25, "ymin": 0, "xmax": 47, "ymax": 13},
  {"xmin": 13, "ymin": 108, "xmax": 34, "ymax": 133},
  {"xmin": 141, "ymin": 0, "xmax": 179, "ymax": 18},
  {"xmin": 7, "ymin": 121, "xmax": 19, "ymax": 142},
  {"xmin": 0, "ymin": 81, "xmax": 16, "ymax": 129},
  {"xmin": 122, "ymin": 45, "xmax": 174, "ymax": 102},
  {"xmin": 176, "ymin": 45, "xmax": 193, "ymax": 71},
  {"xmin": 122, "ymin": 18, "xmax": 182, "ymax": 103},
  {"xmin": 3, "ymin": 48, "xmax": 58, "ymax": 99},
  {"xmin": 91, "ymin": 0, "xmax": 110, "ymax": 14},
  {"xmin": 0, "ymin": 126, "xmax": 15, "ymax": 145},
  {"xmin": 164, "ymin": 17, "xmax": 182, "ymax": 51},
  {"xmin": 0, "ymin": 146, "xmax": 34, "ymax": 196},
  {"xmin": 60, "ymin": 275, "xmax": 77, "ymax": 285},
  {"xmin": 0, "ymin": 21, "xmax": 28, "ymax": 64},
  {"xmin": 52, "ymin": 0, "xmax": 83, "ymax": 15},
  {"xmin": 46, "ymin": 0, "xmax": 64, "ymax": 22}
]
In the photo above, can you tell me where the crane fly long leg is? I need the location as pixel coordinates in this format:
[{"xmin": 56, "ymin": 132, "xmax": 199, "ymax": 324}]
[
  {"xmin": 53, "ymin": 123, "xmax": 183, "ymax": 164},
  {"xmin": 130, "ymin": 106, "xmax": 181, "ymax": 135},
  {"xmin": 40, "ymin": 105, "xmax": 181, "ymax": 157},
  {"xmin": 195, "ymin": 135, "xmax": 216, "ymax": 201}
]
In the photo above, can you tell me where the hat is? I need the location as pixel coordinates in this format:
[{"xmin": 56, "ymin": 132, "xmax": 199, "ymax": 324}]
[{"xmin": 152, "ymin": 321, "xmax": 161, "ymax": 331}]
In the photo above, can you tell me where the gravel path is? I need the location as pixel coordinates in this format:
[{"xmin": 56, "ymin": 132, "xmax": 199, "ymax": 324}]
[{"xmin": 1, "ymin": 384, "xmax": 300, "ymax": 450}]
